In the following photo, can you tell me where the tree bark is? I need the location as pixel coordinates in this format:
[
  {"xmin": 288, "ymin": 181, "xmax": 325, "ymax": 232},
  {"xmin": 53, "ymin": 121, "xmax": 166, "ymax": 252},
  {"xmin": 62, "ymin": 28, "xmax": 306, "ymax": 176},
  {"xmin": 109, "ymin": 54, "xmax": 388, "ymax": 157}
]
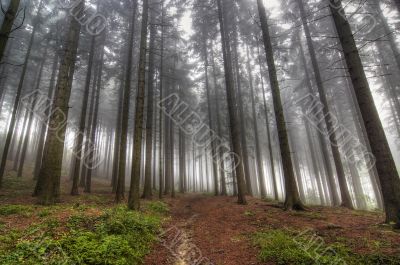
[
  {"xmin": 71, "ymin": 35, "xmax": 96, "ymax": 195},
  {"xmin": 33, "ymin": 49, "xmax": 58, "ymax": 181},
  {"xmin": 329, "ymin": 0, "xmax": 400, "ymax": 225},
  {"xmin": 216, "ymin": 0, "xmax": 247, "ymax": 204},
  {"xmin": 257, "ymin": 0, "xmax": 304, "ymax": 210},
  {"xmin": 246, "ymin": 45, "xmax": 266, "ymax": 199},
  {"xmin": 84, "ymin": 41, "xmax": 105, "ymax": 194},
  {"xmin": 0, "ymin": 0, "xmax": 43, "ymax": 186},
  {"xmin": 17, "ymin": 41, "xmax": 49, "ymax": 178},
  {"xmin": 116, "ymin": 0, "xmax": 138, "ymax": 203},
  {"xmin": 256, "ymin": 41, "xmax": 279, "ymax": 200},
  {"xmin": 297, "ymin": 0, "xmax": 353, "ymax": 208},
  {"xmin": 128, "ymin": 0, "xmax": 149, "ymax": 210},
  {"xmin": 142, "ymin": 0, "xmax": 156, "ymax": 199},
  {"xmin": 35, "ymin": 1, "xmax": 83, "ymax": 204}
]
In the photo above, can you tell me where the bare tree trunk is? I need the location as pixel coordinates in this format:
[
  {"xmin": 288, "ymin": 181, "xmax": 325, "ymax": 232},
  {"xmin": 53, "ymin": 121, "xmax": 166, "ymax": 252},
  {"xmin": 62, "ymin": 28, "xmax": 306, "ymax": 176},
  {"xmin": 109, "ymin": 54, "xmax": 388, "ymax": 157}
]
[
  {"xmin": 232, "ymin": 21, "xmax": 252, "ymax": 196},
  {"xmin": 33, "ymin": 49, "xmax": 58, "ymax": 181},
  {"xmin": 85, "ymin": 40, "xmax": 105, "ymax": 194},
  {"xmin": 142, "ymin": 0, "xmax": 156, "ymax": 199},
  {"xmin": 329, "ymin": 0, "xmax": 400, "ymax": 225},
  {"xmin": 210, "ymin": 45, "xmax": 227, "ymax": 196},
  {"xmin": 246, "ymin": 45, "xmax": 266, "ymax": 199},
  {"xmin": 111, "ymin": 67, "xmax": 125, "ymax": 192},
  {"xmin": 71, "ymin": 35, "xmax": 96, "ymax": 195},
  {"xmin": 17, "ymin": 42, "xmax": 49, "ymax": 178},
  {"xmin": 35, "ymin": 1, "xmax": 83, "ymax": 204},
  {"xmin": 202, "ymin": 27, "xmax": 219, "ymax": 196},
  {"xmin": 297, "ymin": 0, "xmax": 353, "ymax": 208},
  {"xmin": 297, "ymin": 30, "xmax": 339, "ymax": 206},
  {"xmin": 216, "ymin": 0, "xmax": 247, "ymax": 204},
  {"xmin": 0, "ymin": 0, "xmax": 43, "ymax": 186},
  {"xmin": 128, "ymin": 0, "xmax": 149, "ymax": 210},
  {"xmin": 158, "ymin": 0, "xmax": 164, "ymax": 199},
  {"xmin": 257, "ymin": 0, "xmax": 304, "ymax": 210},
  {"xmin": 256, "ymin": 42, "xmax": 279, "ymax": 200},
  {"xmin": 116, "ymin": 0, "xmax": 138, "ymax": 203}
]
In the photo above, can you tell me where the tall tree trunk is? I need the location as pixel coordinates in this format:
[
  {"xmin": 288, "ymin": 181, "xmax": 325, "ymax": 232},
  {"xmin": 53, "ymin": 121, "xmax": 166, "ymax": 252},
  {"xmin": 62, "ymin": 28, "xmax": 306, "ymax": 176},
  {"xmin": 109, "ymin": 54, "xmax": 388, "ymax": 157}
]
[
  {"xmin": 232, "ymin": 18, "xmax": 252, "ymax": 196},
  {"xmin": 35, "ymin": 1, "xmax": 83, "ymax": 204},
  {"xmin": 33, "ymin": 50, "xmax": 58, "ymax": 181},
  {"xmin": 297, "ymin": 30, "xmax": 339, "ymax": 206},
  {"xmin": 13, "ymin": 110, "xmax": 29, "ymax": 171},
  {"xmin": 142, "ymin": 0, "xmax": 155, "ymax": 199},
  {"xmin": 128, "ymin": 0, "xmax": 149, "ymax": 210},
  {"xmin": 297, "ymin": 0, "xmax": 353, "ymax": 208},
  {"xmin": 71, "ymin": 35, "xmax": 96, "ymax": 195},
  {"xmin": 256, "ymin": 41, "xmax": 279, "ymax": 200},
  {"xmin": 84, "ymin": 40, "xmax": 105, "ymax": 194},
  {"xmin": 202, "ymin": 27, "xmax": 219, "ymax": 196},
  {"xmin": 0, "ymin": 0, "xmax": 43, "ymax": 186},
  {"xmin": 116, "ymin": 0, "xmax": 138, "ymax": 203},
  {"xmin": 210, "ymin": 44, "xmax": 227, "ymax": 195},
  {"xmin": 17, "ymin": 42, "xmax": 49, "ymax": 178},
  {"xmin": 79, "ymin": 62, "xmax": 98, "ymax": 187},
  {"xmin": 246, "ymin": 45, "xmax": 266, "ymax": 199},
  {"xmin": 329, "ymin": 0, "xmax": 400, "ymax": 225},
  {"xmin": 158, "ymin": 0, "xmax": 164, "ymax": 200},
  {"xmin": 257, "ymin": 0, "xmax": 304, "ymax": 210},
  {"xmin": 179, "ymin": 129, "xmax": 186, "ymax": 193},
  {"xmin": 0, "ymin": 0, "xmax": 21, "ymax": 63},
  {"xmin": 111, "ymin": 67, "xmax": 125, "ymax": 192},
  {"xmin": 216, "ymin": 0, "xmax": 247, "ymax": 204},
  {"xmin": 303, "ymin": 116, "xmax": 326, "ymax": 205}
]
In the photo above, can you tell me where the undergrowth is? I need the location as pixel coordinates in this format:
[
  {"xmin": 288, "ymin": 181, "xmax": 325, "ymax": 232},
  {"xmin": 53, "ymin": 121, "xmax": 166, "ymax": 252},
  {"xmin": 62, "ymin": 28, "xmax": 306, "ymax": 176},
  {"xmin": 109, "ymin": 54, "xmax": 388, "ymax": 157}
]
[
  {"xmin": 253, "ymin": 229, "xmax": 400, "ymax": 265},
  {"xmin": 0, "ymin": 202, "xmax": 169, "ymax": 265}
]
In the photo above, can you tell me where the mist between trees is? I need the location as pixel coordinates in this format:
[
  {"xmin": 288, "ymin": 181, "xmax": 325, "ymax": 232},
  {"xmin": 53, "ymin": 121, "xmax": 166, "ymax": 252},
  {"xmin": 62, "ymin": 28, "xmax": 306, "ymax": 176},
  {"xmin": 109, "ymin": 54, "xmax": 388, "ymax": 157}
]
[{"xmin": 0, "ymin": 0, "xmax": 400, "ymax": 227}]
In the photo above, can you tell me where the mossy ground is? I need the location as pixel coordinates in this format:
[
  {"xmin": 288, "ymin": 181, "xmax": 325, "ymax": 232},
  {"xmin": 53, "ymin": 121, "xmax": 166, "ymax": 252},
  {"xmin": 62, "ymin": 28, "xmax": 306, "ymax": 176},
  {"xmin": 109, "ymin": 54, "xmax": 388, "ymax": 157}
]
[
  {"xmin": 253, "ymin": 228, "xmax": 400, "ymax": 264},
  {"xmin": 0, "ymin": 176, "xmax": 170, "ymax": 265}
]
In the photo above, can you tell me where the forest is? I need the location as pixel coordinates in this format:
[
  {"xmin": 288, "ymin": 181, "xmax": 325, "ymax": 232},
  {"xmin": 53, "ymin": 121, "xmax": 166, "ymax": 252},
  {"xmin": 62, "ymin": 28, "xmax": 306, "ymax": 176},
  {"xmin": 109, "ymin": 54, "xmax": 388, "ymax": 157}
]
[{"xmin": 0, "ymin": 0, "xmax": 400, "ymax": 264}]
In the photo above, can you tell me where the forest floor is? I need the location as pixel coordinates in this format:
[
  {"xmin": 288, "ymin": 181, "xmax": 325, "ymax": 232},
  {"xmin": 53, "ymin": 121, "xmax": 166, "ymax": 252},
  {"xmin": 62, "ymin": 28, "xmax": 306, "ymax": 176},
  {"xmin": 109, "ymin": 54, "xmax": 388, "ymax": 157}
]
[
  {"xmin": 145, "ymin": 194, "xmax": 400, "ymax": 265},
  {"xmin": 0, "ymin": 172, "xmax": 400, "ymax": 264}
]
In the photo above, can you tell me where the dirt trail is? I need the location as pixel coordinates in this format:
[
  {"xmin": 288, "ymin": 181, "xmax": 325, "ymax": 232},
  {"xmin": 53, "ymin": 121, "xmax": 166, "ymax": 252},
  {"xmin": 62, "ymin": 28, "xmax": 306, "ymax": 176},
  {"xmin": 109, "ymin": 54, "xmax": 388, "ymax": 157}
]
[
  {"xmin": 145, "ymin": 194, "xmax": 400, "ymax": 265},
  {"xmin": 145, "ymin": 195, "xmax": 263, "ymax": 265}
]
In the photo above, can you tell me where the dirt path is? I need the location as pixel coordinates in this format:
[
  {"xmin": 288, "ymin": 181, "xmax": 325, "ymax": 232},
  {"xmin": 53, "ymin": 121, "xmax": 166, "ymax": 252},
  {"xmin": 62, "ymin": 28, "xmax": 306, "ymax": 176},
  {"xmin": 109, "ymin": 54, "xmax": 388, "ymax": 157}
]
[
  {"xmin": 144, "ymin": 194, "xmax": 400, "ymax": 265},
  {"xmin": 144, "ymin": 195, "xmax": 264, "ymax": 265}
]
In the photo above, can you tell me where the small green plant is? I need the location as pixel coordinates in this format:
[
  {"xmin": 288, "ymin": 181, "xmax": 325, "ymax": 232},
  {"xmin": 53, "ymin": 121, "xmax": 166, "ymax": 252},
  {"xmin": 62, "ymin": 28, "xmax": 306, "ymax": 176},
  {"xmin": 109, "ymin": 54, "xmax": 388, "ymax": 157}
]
[
  {"xmin": 146, "ymin": 201, "xmax": 169, "ymax": 215},
  {"xmin": 0, "ymin": 206, "xmax": 163, "ymax": 265},
  {"xmin": 37, "ymin": 209, "xmax": 51, "ymax": 218},
  {"xmin": 0, "ymin": 205, "xmax": 32, "ymax": 216},
  {"xmin": 253, "ymin": 229, "xmax": 400, "ymax": 265},
  {"xmin": 254, "ymin": 229, "xmax": 315, "ymax": 265}
]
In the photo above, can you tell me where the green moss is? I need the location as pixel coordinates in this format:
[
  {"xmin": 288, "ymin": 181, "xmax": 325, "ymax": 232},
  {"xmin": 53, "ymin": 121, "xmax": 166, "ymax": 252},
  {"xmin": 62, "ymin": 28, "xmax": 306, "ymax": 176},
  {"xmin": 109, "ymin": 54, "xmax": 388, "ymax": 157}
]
[
  {"xmin": 145, "ymin": 201, "xmax": 169, "ymax": 215},
  {"xmin": 254, "ymin": 230, "xmax": 315, "ymax": 265},
  {"xmin": 0, "ymin": 205, "xmax": 33, "ymax": 216},
  {"xmin": 253, "ymin": 229, "xmax": 400, "ymax": 265},
  {"xmin": 0, "ymin": 206, "xmax": 165, "ymax": 265}
]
